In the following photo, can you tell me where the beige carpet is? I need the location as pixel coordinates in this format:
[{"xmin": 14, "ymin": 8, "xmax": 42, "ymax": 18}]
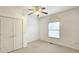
[{"xmin": 11, "ymin": 40, "xmax": 79, "ymax": 53}]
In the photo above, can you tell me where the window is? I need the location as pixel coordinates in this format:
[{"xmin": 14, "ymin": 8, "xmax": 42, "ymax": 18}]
[{"xmin": 48, "ymin": 22, "xmax": 60, "ymax": 38}]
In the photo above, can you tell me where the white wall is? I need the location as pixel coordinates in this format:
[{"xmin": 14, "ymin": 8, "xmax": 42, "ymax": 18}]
[
  {"xmin": 0, "ymin": 6, "xmax": 28, "ymax": 47},
  {"xmin": 26, "ymin": 15, "xmax": 40, "ymax": 43},
  {"xmin": 40, "ymin": 7, "xmax": 79, "ymax": 50},
  {"xmin": 0, "ymin": 6, "xmax": 40, "ymax": 47},
  {"xmin": 0, "ymin": 6, "xmax": 24, "ymax": 19}
]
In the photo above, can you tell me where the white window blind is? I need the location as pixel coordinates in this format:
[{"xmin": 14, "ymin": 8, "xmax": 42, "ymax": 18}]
[{"xmin": 48, "ymin": 22, "xmax": 60, "ymax": 38}]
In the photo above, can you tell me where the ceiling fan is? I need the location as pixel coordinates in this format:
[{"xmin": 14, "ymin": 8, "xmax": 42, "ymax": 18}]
[{"xmin": 28, "ymin": 6, "xmax": 48, "ymax": 16}]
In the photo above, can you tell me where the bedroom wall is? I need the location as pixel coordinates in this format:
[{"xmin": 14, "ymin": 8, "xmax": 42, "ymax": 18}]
[
  {"xmin": 0, "ymin": 6, "xmax": 27, "ymax": 48},
  {"xmin": 39, "ymin": 7, "xmax": 79, "ymax": 50},
  {"xmin": 0, "ymin": 6, "xmax": 24, "ymax": 19},
  {"xmin": 26, "ymin": 15, "xmax": 40, "ymax": 43},
  {"xmin": 0, "ymin": 6, "xmax": 40, "ymax": 47}
]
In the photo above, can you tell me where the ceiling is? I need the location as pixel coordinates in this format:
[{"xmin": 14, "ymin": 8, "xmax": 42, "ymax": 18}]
[
  {"xmin": 24, "ymin": 6, "xmax": 77, "ymax": 17},
  {"xmin": 8, "ymin": 6, "xmax": 77, "ymax": 17}
]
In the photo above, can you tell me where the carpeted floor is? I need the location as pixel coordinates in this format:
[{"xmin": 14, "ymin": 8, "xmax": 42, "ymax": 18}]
[{"xmin": 11, "ymin": 40, "xmax": 79, "ymax": 53}]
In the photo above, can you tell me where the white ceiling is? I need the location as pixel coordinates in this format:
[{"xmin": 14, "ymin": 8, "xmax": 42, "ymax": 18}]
[
  {"xmin": 24, "ymin": 6, "xmax": 77, "ymax": 17},
  {"xmin": 39, "ymin": 6, "xmax": 78, "ymax": 17},
  {"xmin": 7, "ymin": 6, "xmax": 77, "ymax": 17}
]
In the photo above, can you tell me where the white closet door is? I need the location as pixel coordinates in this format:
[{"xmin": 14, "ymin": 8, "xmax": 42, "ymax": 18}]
[
  {"xmin": 1, "ymin": 17, "xmax": 14, "ymax": 52},
  {"xmin": 14, "ymin": 19, "xmax": 23, "ymax": 49},
  {"xmin": 0, "ymin": 19, "xmax": 1, "ymax": 51}
]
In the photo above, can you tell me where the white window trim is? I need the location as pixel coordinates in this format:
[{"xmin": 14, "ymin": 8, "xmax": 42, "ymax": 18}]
[{"xmin": 48, "ymin": 22, "xmax": 61, "ymax": 39}]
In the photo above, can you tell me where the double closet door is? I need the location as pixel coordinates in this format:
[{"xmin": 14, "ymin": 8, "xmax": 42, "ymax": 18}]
[{"xmin": 0, "ymin": 17, "xmax": 23, "ymax": 52}]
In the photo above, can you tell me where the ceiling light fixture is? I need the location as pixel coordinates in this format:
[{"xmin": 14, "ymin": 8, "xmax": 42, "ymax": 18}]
[{"xmin": 28, "ymin": 6, "xmax": 48, "ymax": 16}]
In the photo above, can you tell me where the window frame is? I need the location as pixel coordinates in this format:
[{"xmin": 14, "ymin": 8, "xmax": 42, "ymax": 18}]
[{"xmin": 48, "ymin": 21, "xmax": 61, "ymax": 39}]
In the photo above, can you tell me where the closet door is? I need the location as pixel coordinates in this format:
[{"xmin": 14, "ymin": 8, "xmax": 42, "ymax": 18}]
[
  {"xmin": 0, "ymin": 19, "xmax": 1, "ymax": 51},
  {"xmin": 1, "ymin": 17, "xmax": 14, "ymax": 52},
  {"xmin": 14, "ymin": 19, "xmax": 23, "ymax": 50}
]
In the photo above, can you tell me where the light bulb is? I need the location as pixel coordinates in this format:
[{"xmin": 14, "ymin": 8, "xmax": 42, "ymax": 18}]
[{"xmin": 34, "ymin": 11, "xmax": 41, "ymax": 15}]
